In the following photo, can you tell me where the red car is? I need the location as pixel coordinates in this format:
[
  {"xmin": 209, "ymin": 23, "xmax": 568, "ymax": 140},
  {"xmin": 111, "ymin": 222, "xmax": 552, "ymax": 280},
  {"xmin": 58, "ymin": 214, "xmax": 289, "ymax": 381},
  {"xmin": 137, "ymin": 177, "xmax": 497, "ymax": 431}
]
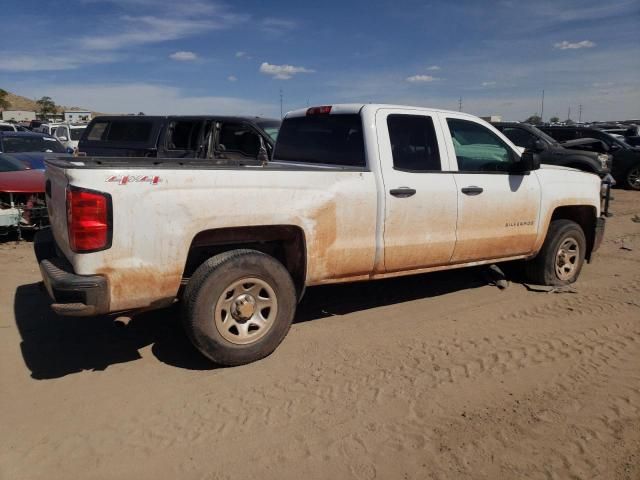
[{"xmin": 0, "ymin": 153, "xmax": 48, "ymax": 237}]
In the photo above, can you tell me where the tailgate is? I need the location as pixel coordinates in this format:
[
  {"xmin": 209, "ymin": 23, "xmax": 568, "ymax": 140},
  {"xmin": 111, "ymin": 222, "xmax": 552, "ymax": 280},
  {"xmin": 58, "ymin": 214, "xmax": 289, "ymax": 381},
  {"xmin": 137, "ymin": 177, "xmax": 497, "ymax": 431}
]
[{"xmin": 44, "ymin": 161, "xmax": 71, "ymax": 259}]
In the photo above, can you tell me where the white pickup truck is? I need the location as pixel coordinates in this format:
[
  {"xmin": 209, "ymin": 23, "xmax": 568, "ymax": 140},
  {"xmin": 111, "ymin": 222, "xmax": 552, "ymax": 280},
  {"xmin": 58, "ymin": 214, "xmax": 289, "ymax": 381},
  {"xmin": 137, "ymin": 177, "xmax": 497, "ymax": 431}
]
[{"xmin": 36, "ymin": 104, "xmax": 607, "ymax": 365}]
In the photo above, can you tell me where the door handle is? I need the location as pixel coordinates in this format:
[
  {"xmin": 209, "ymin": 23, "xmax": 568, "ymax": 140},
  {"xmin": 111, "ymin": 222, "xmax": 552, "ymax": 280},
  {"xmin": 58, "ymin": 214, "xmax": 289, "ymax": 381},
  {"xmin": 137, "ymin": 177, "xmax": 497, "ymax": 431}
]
[
  {"xmin": 390, "ymin": 187, "xmax": 417, "ymax": 198},
  {"xmin": 461, "ymin": 186, "xmax": 484, "ymax": 195}
]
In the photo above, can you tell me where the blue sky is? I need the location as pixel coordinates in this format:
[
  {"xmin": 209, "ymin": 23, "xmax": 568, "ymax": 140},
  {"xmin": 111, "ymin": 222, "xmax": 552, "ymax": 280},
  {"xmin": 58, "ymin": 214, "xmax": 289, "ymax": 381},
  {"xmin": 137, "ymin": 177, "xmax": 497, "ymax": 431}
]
[{"xmin": 1, "ymin": 0, "xmax": 639, "ymax": 120}]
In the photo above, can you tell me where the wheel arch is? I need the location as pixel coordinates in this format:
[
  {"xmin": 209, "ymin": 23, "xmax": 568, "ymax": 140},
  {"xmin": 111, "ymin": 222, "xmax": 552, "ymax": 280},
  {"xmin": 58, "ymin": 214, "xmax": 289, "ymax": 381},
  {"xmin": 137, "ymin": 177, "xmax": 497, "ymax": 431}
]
[
  {"xmin": 183, "ymin": 225, "xmax": 307, "ymax": 298},
  {"xmin": 550, "ymin": 205, "xmax": 598, "ymax": 261}
]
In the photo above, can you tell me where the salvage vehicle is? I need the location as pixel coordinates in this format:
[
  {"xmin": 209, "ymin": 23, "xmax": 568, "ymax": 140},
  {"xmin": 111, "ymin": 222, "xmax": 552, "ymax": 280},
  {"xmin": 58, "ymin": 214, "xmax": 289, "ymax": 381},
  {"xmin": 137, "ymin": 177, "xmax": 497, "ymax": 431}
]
[
  {"xmin": 540, "ymin": 126, "xmax": 640, "ymax": 190},
  {"xmin": 0, "ymin": 153, "xmax": 47, "ymax": 237},
  {"xmin": 78, "ymin": 115, "xmax": 280, "ymax": 161},
  {"xmin": 36, "ymin": 104, "xmax": 607, "ymax": 366},
  {"xmin": 0, "ymin": 132, "xmax": 67, "ymax": 154},
  {"xmin": 492, "ymin": 122, "xmax": 611, "ymax": 176}
]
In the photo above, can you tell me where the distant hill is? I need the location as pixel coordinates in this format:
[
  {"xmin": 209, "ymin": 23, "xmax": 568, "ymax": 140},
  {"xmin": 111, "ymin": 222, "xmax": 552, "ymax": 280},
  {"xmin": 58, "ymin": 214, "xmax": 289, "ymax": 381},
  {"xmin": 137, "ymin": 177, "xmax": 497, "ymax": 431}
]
[{"xmin": 0, "ymin": 90, "xmax": 105, "ymax": 116}]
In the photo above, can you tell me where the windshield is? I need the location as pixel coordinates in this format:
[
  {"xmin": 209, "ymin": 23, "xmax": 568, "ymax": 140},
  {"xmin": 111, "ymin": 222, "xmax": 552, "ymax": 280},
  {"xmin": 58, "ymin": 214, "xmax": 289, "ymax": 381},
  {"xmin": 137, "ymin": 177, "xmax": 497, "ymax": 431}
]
[
  {"xmin": 0, "ymin": 153, "xmax": 27, "ymax": 172},
  {"xmin": 256, "ymin": 120, "xmax": 281, "ymax": 141},
  {"xmin": 1, "ymin": 136, "xmax": 66, "ymax": 153},
  {"xmin": 70, "ymin": 127, "xmax": 86, "ymax": 141},
  {"xmin": 528, "ymin": 125, "xmax": 559, "ymax": 145}
]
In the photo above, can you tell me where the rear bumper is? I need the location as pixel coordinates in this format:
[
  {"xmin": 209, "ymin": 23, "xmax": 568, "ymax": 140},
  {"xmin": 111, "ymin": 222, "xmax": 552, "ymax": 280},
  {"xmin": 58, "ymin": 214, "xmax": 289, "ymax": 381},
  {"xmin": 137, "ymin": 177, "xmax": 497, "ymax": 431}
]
[{"xmin": 34, "ymin": 229, "xmax": 109, "ymax": 316}]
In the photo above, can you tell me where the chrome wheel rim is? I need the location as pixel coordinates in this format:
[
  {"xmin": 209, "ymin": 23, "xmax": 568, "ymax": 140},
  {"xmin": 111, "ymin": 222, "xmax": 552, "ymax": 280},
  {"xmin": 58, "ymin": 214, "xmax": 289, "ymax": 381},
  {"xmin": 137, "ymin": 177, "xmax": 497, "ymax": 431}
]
[
  {"xmin": 628, "ymin": 167, "xmax": 640, "ymax": 189},
  {"xmin": 214, "ymin": 277, "xmax": 278, "ymax": 345},
  {"xmin": 555, "ymin": 237, "xmax": 580, "ymax": 281}
]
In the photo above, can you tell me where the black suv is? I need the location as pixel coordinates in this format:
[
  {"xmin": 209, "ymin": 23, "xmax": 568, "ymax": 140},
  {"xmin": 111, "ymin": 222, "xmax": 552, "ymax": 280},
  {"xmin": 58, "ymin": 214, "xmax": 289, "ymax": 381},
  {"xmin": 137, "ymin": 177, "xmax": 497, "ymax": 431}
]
[
  {"xmin": 493, "ymin": 122, "xmax": 610, "ymax": 177},
  {"xmin": 539, "ymin": 126, "xmax": 640, "ymax": 190},
  {"xmin": 78, "ymin": 115, "xmax": 281, "ymax": 163}
]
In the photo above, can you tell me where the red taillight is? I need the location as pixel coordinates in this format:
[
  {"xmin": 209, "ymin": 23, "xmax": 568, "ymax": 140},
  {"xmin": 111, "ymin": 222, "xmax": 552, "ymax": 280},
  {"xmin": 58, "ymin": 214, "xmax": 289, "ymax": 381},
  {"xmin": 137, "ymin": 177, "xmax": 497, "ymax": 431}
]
[
  {"xmin": 66, "ymin": 187, "xmax": 111, "ymax": 252},
  {"xmin": 306, "ymin": 105, "xmax": 332, "ymax": 115}
]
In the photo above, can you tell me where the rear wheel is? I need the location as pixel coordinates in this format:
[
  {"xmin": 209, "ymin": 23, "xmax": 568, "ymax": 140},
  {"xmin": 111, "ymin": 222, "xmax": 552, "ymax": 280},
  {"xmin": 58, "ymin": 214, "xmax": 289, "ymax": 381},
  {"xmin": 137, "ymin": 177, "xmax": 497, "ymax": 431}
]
[
  {"xmin": 524, "ymin": 220, "xmax": 586, "ymax": 286},
  {"xmin": 182, "ymin": 249, "xmax": 296, "ymax": 366},
  {"xmin": 625, "ymin": 164, "xmax": 640, "ymax": 190}
]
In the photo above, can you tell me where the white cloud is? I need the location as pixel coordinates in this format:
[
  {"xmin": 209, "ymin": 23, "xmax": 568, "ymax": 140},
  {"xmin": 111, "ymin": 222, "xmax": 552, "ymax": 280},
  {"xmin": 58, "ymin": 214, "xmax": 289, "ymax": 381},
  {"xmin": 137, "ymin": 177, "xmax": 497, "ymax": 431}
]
[
  {"xmin": 481, "ymin": 81, "xmax": 497, "ymax": 87},
  {"xmin": 261, "ymin": 17, "xmax": 298, "ymax": 35},
  {"xmin": 259, "ymin": 62, "xmax": 314, "ymax": 80},
  {"xmin": 169, "ymin": 51, "xmax": 197, "ymax": 61},
  {"xmin": 0, "ymin": 53, "xmax": 117, "ymax": 72},
  {"xmin": 406, "ymin": 74, "xmax": 437, "ymax": 83},
  {"xmin": 227, "ymin": 75, "xmax": 237, "ymax": 82},
  {"xmin": 16, "ymin": 83, "xmax": 278, "ymax": 117},
  {"xmin": 554, "ymin": 40, "xmax": 596, "ymax": 50},
  {"xmin": 426, "ymin": 65, "xmax": 441, "ymax": 71}
]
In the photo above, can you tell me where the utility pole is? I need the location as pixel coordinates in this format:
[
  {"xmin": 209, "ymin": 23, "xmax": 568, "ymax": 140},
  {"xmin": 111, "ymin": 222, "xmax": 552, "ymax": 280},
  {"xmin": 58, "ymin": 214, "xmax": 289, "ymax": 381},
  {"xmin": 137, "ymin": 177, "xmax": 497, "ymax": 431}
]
[
  {"xmin": 458, "ymin": 97, "xmax": 463, "ymax": 112},
  {"xmin": 567, "ymin": 106, "xmax": 571, "ymax": 121},
  {"xmin": 540, "ymin": 90, "xmax": 545, "ymax": 122},
  {"xmin": 279, "ymin": 88, "xmax": 283, "ymax": 119},
  {"xmin": 578, "ymin": 104, "xmax": 583, "ymax": 123}
]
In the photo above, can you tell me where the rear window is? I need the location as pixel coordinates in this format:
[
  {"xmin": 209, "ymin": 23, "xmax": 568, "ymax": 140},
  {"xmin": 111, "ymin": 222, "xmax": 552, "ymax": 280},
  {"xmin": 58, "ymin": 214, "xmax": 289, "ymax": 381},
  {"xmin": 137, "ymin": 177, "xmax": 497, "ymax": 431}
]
[
  {"xmin": 85, "ymin": 120, "xmax": 153, "ymax": 143},
  {"xmin": 107, "ymin": 121, "xmax": 153, "ymax": 142},
  {"xmin": 274, "ymin": 114, "xmax": 365, "ymax": 167}
]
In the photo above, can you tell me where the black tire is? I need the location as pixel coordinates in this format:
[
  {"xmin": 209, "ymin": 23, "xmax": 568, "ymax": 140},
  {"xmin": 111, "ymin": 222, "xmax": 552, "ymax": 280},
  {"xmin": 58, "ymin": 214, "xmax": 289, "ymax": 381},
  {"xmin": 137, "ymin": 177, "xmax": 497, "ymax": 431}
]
[
  {"xmin": 524, "ymin": 219, "xmax": 587, "ymax": 286},
  {"xmin": 182, "ymin": 249, "xmax": 296, "ymax": 366},
  {"xmin": 624, "ymin": 163, "xmax": 640, "ymax": 190}
]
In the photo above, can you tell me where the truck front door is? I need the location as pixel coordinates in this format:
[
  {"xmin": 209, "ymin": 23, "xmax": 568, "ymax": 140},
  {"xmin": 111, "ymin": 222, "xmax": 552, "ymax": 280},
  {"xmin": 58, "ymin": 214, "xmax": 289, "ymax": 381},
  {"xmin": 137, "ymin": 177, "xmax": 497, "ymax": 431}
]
[
  {"xmin": 376, "ymin": 108, "xmax": 458, "ymax": 272},
  {"xmin": 440, "ymin": 115, "xmax": 541, "ymax": 263}
]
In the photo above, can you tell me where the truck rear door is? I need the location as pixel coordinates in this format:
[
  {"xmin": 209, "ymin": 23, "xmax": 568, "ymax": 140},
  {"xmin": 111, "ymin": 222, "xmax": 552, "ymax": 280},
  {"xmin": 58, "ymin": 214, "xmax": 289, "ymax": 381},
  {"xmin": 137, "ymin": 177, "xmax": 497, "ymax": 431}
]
[{"xmin": 375, "ymin": 108, "xmax": 458, "ymax": 272}]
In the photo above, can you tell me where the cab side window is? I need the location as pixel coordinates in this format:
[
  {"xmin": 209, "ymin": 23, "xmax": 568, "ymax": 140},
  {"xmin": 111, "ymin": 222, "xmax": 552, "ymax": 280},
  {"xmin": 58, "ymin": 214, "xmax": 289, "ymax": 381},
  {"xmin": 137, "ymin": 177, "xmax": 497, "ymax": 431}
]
[
  {"xmin": 446, "ymin": 119, "xmax": 514, "ymax": 172},
  {"xmin": 387, "ymin": 115, "xmax": 441, "ymax": 171}
]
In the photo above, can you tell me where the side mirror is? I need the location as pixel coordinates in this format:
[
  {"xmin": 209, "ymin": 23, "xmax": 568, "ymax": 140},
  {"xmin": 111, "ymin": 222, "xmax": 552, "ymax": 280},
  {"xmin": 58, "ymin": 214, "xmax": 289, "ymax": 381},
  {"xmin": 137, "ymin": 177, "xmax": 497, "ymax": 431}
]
[
  {"xmin": 257, "ymin": 136, "xmax": 269, "ymax": 165},
  {"xmin": 515, "ymin": 150, "xmax": 541, "ymax": 172},
  {"xmin": 58, "ymin": 136, "xmax": 68, "ymax": 142}
]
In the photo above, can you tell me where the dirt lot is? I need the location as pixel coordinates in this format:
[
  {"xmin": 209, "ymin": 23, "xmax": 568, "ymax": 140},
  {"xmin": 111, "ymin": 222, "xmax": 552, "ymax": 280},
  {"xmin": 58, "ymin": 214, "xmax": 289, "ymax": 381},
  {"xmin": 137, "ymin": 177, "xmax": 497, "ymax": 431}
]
[{"xmin": 1, "ymin": 190, "xmax": 639, "ymax": 480}]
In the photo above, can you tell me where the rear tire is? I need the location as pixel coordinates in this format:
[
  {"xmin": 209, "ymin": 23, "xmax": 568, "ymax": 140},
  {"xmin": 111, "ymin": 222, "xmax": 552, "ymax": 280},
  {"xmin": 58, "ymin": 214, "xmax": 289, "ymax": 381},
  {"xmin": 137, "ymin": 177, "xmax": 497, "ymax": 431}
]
[
  {"xmin": 524, "ymin": 220, "xmax": 586, "ymax": 286},
  {"xmin": 182, "ymin": 249, "xmax": 296, "ymax": 366}
]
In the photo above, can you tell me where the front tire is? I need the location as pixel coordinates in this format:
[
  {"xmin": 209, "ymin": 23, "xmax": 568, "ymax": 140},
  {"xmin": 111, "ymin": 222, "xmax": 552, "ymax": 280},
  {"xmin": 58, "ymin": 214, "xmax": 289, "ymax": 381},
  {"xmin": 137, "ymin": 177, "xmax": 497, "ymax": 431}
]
[
  {"xmin": 625, "ymin": 164, "xmax": 640, "ymax": 190},
  {"xmin": 182, "ymin": 249, "xmax": 296, "ymax": 366},
  {"xmin": 524, "ymin": 219, "xmax": 586, "ymax": 286}
]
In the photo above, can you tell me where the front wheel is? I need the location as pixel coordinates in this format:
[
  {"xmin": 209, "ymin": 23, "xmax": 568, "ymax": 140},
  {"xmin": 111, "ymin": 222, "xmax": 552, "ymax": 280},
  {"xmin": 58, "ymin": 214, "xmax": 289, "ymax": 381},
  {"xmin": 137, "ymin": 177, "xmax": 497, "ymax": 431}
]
[
  {"xmin": 625, "ymin": 164, "xmax": 640, "ymax": 190},
  {"xmin": 524, "ymin": 219, "xmax": 586, "ymax": 286},
  {"xmin": 182, "ymin": 249, "xmax": 296, "ymax": 366}
]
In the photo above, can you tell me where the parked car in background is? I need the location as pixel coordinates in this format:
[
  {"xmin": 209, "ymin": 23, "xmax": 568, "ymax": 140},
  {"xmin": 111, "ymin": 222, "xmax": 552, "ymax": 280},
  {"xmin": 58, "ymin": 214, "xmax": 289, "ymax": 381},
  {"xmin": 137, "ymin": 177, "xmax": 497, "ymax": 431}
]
[
  {"xmin": 0, "ymin": 132, "xmax": 68, "ymax": 169},
  {"xmin": 54, "ymin": 124, "xmax": 86, "ymax": 152},
  {"xmin": 492, "ymin": 122, "xmax": 610, "ymax": 177},
  {"xmin": 0, "ymin": 122, "xmax": 18, "ymax": 132},
  {"xmin": 78, "ymin": 115, "xmax": 281, "ymax": 161},
  {"xmin": 540, "ymin": 126, "xmax": 640, "ymax": 190},
  {"xmin": 0, "ymin": 153, "xmax": 47, "ymax": 237},
  {"xmin": 35, "ymin": 123, "xmax": 62, "ymax": 136}
]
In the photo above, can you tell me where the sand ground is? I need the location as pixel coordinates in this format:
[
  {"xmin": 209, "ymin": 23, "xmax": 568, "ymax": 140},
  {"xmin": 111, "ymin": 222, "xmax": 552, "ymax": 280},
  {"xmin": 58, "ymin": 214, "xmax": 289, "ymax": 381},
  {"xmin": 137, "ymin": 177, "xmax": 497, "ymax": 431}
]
[{"xmin": 1, "ymin": 190, "xmax": 639, "ymax": 480}]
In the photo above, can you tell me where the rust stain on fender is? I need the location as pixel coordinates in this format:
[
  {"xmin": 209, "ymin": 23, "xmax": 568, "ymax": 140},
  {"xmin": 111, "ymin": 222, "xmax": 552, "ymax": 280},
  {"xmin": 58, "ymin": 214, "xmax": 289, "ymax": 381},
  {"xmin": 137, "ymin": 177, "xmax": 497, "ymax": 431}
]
[{"xmin": 97, "ymin": 266, "xmax": 183, "ymax": 311}]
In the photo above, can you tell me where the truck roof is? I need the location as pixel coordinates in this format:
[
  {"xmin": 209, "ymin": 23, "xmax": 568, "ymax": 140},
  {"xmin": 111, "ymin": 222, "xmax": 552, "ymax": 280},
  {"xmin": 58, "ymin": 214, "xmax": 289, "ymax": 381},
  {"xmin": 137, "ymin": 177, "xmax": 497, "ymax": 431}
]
[{"xmin": 285, "ymin": 103, "xmax": 480, "ymax": 119}]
